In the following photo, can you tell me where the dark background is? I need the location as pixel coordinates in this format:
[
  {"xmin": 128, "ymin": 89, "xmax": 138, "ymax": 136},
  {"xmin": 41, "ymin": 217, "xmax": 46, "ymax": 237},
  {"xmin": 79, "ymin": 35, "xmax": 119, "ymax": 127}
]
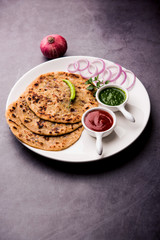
[{"xmin": 0, "ymin": 0, "xmax": 160, "ymax": 239}]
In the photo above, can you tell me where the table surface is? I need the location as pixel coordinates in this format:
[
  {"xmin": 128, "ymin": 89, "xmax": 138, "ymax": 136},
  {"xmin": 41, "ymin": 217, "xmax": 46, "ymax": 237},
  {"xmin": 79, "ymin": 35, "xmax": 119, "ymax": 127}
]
[{"xmin": 1, "ymin": 0, "xmax": 160, "ymax": 239}]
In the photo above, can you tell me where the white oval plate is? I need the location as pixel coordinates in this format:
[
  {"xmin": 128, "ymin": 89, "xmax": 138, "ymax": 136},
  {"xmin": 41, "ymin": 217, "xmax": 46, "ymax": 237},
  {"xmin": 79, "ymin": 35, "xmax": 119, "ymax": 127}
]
[{"xmin": 6, "ymin": 56, "xmax": 151, "ymax": 162}]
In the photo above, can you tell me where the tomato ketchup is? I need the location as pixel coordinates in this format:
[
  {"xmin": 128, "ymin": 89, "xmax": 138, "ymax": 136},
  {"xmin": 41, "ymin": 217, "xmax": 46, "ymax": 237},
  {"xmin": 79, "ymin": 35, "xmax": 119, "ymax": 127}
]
[{"xmin": 84, "ymin": 109, "xmax": 113, "ymax": 132}]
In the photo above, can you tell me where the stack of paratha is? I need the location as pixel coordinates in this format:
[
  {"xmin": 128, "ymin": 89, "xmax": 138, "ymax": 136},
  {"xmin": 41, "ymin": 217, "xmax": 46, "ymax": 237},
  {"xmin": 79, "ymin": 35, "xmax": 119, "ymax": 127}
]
[{"xmin": 5, "ymin": 72, "xmax": 98, "ymax": 151}]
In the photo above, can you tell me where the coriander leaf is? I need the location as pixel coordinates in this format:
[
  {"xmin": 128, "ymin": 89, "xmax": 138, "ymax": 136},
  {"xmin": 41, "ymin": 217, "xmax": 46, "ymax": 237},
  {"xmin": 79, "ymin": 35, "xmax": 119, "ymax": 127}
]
[
  {"xmin": 96, "ymin": 81, "xmax": 101, "ymax": 88},
  {"xmin": 87, "ymin": 85, "xmax": 95, "ymax": 91},
  {"xmin": 105, "ymin": 81, "xmax": 110, "ymax": 84},
  {"xmin": 85, "ymin": 75, "xmax": 110, "ymax": 96},
  {"xmin": 85, "ymin": 78, "xmax": 93, "ymax": 85},
  {"xmin": 94, "ymin": 75, "xmax": 99, "ymax": 81}
]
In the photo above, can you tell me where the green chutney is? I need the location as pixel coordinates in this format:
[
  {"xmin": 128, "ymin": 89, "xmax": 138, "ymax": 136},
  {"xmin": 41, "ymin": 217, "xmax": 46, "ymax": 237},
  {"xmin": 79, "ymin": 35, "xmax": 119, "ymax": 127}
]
[{"xmin": 99, "ymin": 87, "xmax": 126, "ymax": 106}]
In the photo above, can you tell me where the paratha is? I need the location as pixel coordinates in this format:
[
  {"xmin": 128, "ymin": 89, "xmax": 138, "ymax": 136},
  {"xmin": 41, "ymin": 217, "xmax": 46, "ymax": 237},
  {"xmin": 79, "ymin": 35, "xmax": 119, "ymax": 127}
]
[
  {"xmin": 25, "ymin": 71, "xmax": 98, "ymax": 123},
  {"xmin": 17, "ymin": 94, "xmax": 82, "ymax": 136},
  {"xmin": 6, "ymin": 101, "xmax": 84, "ymax": 151}
]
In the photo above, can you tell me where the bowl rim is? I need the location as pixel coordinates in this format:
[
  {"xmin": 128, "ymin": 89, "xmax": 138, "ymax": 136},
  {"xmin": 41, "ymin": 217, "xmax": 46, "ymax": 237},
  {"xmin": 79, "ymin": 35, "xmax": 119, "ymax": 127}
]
[
  {"xmin": 81, "ymin": 106, "xmax": 116, "ymax": 134},
  {"xmin": 96, "ymin": 83, "xmax": 129, "ymax": 108}
]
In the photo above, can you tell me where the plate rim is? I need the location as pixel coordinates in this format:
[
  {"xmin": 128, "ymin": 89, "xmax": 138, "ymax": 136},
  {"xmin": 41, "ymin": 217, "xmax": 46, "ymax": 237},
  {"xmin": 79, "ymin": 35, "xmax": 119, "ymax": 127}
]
[{"xmin": 5, "ymin": 55, "xmax": 151, "ymax": 162}]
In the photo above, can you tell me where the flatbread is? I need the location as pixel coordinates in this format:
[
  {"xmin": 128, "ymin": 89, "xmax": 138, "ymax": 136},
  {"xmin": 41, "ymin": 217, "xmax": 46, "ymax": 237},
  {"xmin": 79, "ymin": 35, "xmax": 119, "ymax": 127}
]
[
  {"xmin": 5, "ymin": 101, "xmax": 84, "ymax": 151},
  {"xmin": 17, "ymin": 94, "xmax": 82, "ymax": 136},
  {"xmin": 25, "ymin": 71, "xmax": 98, "ymax": 123}
]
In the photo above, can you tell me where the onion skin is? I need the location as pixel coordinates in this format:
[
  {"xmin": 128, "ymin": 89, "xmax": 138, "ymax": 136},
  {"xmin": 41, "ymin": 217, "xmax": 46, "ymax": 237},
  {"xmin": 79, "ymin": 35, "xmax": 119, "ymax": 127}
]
[{"xmin": 40, "ymin": 34, "xmax": 67, "ymax": 59}]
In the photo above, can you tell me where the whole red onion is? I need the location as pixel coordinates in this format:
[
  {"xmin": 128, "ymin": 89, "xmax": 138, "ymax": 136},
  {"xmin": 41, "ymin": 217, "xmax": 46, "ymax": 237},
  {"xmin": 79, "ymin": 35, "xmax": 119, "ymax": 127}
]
[{"xmin": 40, "ymin": 34, "xmax": 67, "ymax": 59}]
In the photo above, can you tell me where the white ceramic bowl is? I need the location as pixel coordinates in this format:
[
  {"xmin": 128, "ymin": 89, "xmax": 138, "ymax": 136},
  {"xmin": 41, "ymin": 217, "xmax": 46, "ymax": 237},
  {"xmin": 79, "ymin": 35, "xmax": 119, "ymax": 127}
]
[
  {"xmin": 96, "ymin": 84, "xmax": 135, "ymax": 122},
  {"xmin": 82, "ymin": 107, "xmax": 116, "ymax": 155}
]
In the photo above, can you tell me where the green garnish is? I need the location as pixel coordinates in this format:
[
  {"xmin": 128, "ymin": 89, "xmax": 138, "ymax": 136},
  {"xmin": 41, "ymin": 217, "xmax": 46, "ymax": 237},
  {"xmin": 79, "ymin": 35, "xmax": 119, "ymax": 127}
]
[
  {"xmin": 85, "ymin": 75, "xmax": 109, "ymax": 96},
  {"xmin": 99, "ymin": 87, "xmax": 126, "ymax": 106},
  {"xmin": 63, "ymin": 79, "xmax": 76, "ymax": 102}
]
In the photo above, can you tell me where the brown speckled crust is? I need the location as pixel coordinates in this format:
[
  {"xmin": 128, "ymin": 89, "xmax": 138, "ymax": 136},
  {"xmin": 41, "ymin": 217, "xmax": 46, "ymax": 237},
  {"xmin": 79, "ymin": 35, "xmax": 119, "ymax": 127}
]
[
  {"xmin": 24, "ymin": 71, "xmax": 98, "ymax": 123},
  {"xmin": 5, "ymin": 101, "xmax": 84, "ymax": 151},
  {"xmin": 17, "ymin": 95, "xmax": 82, "ymax": 136}
]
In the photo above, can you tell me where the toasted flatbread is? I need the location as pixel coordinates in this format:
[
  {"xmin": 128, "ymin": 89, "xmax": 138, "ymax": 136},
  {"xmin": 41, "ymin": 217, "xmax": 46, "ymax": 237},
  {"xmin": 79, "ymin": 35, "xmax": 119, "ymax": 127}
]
[
  {"xmin": 17, "ymin": 94, "xmax": 82, "ymax": 136},
  {"xmin": 25, "ymin": 71, "xmax": 98, "ymax": 123},
  {"xmin": 6, "ymin": 101, "xmax": 84, "ymax": 151}
]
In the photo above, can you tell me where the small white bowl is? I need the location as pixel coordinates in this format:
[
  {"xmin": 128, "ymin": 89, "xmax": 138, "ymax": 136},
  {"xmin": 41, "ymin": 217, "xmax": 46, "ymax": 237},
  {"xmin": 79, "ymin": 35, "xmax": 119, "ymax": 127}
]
[
  {"xmin": 96, "ymin": 84, "xmax": 135, "ymax": 122},
  {"xmin": 82, "ymin": 107, "xmax": 116, "ymax": 155}
]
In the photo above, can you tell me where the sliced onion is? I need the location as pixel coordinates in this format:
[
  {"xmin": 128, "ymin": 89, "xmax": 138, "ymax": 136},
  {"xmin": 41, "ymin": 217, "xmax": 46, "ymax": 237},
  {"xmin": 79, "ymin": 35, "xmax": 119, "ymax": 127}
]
[
  {"xmin": 102, "ymin": 68, "xmax": 112, "ymax": 83},
  {"xmin": 67, "ymin": 59, "xmax": 136, "ymax": 90},
  {"xmin": 91, "ymin": 59, "xmax": 106, "ymax": 75},
  {"xmin": 125, "ymin": 69, "xmax": 136, "ymax": 90},
  {"xmin": 77, "ymin": 59, "xmax": 90, "ymax": 71},
  {"xmin": 107, "ymin": 63, "xmax": 122, "ymax": 82},
  {"xmin": 120, "ymin": 70, "xmax": 127, "ymax": 85},
  {"xmin": 88, "ymin": 64, "xmax": 98, "ymax": 77},
  {"xmin": 80, "ymin": 64, "xmax": 98, "ymax": 79},
  {"xmin": 67, "ymin": 62, "xmax": 79, "ymax": 73}
]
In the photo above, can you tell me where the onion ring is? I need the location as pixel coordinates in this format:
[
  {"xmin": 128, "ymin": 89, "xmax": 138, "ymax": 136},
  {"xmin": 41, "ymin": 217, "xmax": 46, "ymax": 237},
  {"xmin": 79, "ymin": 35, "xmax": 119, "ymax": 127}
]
[
  {"xmin": 102, "ymin": 68, "xmax": 112, "ymax": 83},
  {"xmin": 80, "ymin": 64, "xmax": 98, "ymax": 79},
  {"xmin": 67, "ymin": 62, "xmax": 79, "ymax": 73},
  {"xmin": 107, "ymin": 63, "xmax": 122, "ymax": 82},
  {"xmin": 91, "ymin": 59, "xmax": 106, "ymax": 75},
  {"xmin": 77, "ymin": 59, "xmax": 90, "ymax": 71},
  {"xmin": 120, "ymin": 70, "xmax": 127, "ymax": 85},
  {"xmin": 125, "ymin": 69, "xmax": 136, "ymax": 90}
]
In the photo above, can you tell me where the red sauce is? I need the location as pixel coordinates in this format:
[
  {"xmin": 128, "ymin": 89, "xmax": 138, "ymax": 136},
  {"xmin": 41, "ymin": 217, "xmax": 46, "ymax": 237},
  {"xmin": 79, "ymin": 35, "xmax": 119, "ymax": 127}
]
[{"xmin": 84, "ymin": 109, "xmax": 113, "ymax": 132}]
